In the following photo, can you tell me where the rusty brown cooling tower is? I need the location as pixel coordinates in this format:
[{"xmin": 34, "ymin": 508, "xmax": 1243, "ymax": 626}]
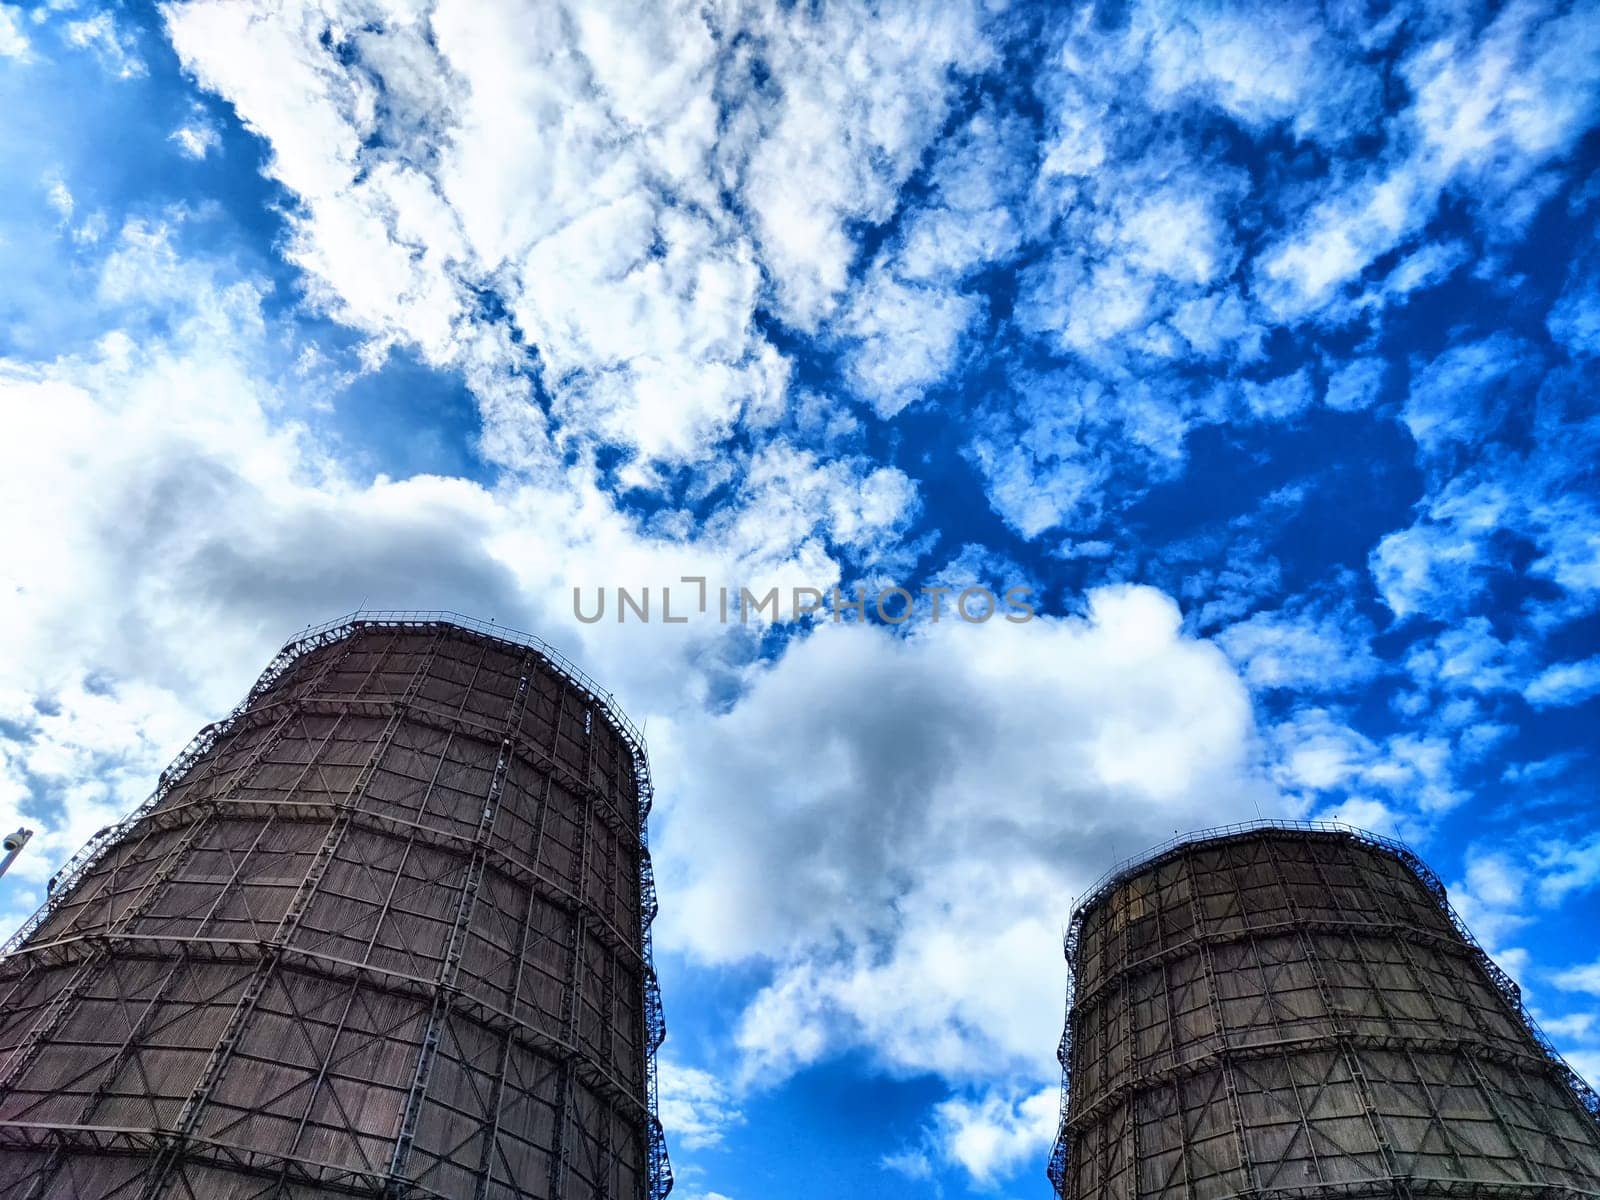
[
  {"xmin": 1048, "ymin": 821, "xmax": 1600, "ymax": 1200},
  {"xmin": 0, "ymin": 612, "xmax": 671, "ymax": 1200}
]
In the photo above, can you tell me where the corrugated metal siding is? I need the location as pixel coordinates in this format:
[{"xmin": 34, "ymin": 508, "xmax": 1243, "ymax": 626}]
[
  {"xmin": 1052, "ymin": 826, "xmax": 1600, "ymax": 1199},
  {"xmin": 0, "ymin": 618, "xmax": 667, "ymax": 1199}
]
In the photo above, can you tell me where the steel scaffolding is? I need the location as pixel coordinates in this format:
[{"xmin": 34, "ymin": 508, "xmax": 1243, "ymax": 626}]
[
  {"xmin": 1048, "ymin": 821, "xmax": 1600, "ymax": 1199},
  {"xmin": 0, "ymin": 613, "xmax": 672, "ymax": 1200}
]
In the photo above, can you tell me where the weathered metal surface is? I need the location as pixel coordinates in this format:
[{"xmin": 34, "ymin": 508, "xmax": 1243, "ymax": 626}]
[
  {"xmin": 1049, "ymin": 822, "xmax": 1600, "ymax": 1199},
  {"xmin": 0, "ymin": 614, "xmax": 671, "ymax": 1200}
]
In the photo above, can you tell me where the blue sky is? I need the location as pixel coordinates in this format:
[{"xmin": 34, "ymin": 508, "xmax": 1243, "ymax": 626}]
[{"xmin": 1, "ymin": 1, "xmax": 1599, "ymax": 1197}]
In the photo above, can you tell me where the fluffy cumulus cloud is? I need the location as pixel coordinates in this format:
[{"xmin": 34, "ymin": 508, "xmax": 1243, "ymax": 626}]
[
  {"xmin": 966, "ymin": 368, "xmax": 1199, "ymax": 539},
  {"xmin": 654, "ymin": 586, "xmax": 1267, "ymax": 1085},
  {"xmin": 922, "ymin": 1086, "xmax": 1060, "ymax": 1188},
  {"xmin": 838, "ymin": 264, "xmax": 982, "ymax": 418},
  {"xmin": 0, "ymin": 212, "xmax": 919, "ymax": 906},
  {"xmin": 164, "ymin": 0, "xmax": 750, "ymax": 472}
]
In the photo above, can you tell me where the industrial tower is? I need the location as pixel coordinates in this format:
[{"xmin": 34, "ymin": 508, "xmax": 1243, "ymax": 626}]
[
  {"xmin": 0, "ymin": 612, "xmax": 671, "ymax": 1200},
  {"xmin": 1049, "ymin": 821, "xmax": 1600, "ymax": 1199}
]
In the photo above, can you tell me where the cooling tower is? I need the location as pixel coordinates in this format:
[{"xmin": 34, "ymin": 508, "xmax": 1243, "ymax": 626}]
[
  {"xmin": 1048, "ymin": 821, "xmax": 1600, "ymax": 1199},
  {"xmin": 0, "ymin": 612, "xmax": 671, "ymax": 1200}
]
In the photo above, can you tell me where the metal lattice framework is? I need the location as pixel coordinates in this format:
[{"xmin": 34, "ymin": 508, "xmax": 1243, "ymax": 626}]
[
  {"xmin": 1047, "ymin": 820, "xmax": 1600, "ymax": 1199},
  {"xmin": 0, "ymin": 612, "xmax": 672, "ymax": 1200}
]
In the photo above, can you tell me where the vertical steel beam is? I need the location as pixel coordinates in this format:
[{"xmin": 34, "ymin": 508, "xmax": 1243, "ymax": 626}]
[
  {"xmin": 388, "ymin": 650, "xmax": 535, "ymax": 1187},
  {"xmin": 1183, "ymin": 851, "xmax": 1256, "ymax": 1196}
]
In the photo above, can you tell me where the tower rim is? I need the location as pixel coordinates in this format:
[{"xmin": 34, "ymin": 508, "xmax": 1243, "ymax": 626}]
[
  {"xmin": 1069, "ymin": 819, "xmax": 1432, "ymax": 933},
  {"xmin": 276, "ymin": 609, "xmax": 649, "ymax": 761}
]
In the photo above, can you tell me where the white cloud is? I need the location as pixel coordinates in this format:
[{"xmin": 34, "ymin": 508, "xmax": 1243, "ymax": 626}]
[
  {"xmin": 966, "ymin": 429, "xmax": 1109, "ymax": 540},
  {"xmin": 0, "ymin": 217, "xmax": 918, "ymax": 916},
  {"xmin": 1370, "ymin": 504, "xmax": 1495, "ymax": 621},
  {"xmin": 163, "ymin": 0, "xmax": 752, "ymax": 470},
  {"xmin": 1548, "ymin": 248, "xmax": 1600, "ymax": 357},
  {"xmin": 1121, "ymin": 191, "xmax": 1233, "ymax": 285},
  {"xmin": 64, "ymin": 12, "xmax": 146, "ymax": 79},
  {"xmin": 1444, "ymin": 851, "xmax": 1533, "ymax": 962},
  {"xmin": 1406, "ymin": 0, "xmax": 1600, "ymax": 189},
  {"xmin": 1258, "ymin": 0, "xmax": 1600, "ymax": 318},
  {"xmin": 1403, "ymin": 335, "xmax": 1530, "ymax": 457},
  {"xmin": 1323, "ymin": 356, "xmax": 1386, "ymax": 412},
  {"xmin": 1262, "ymin": 706, "xmax": 1468, "ymax": 818},
  {"xmin": 965, "ymin": 367, "xmax": 1203, "ymax": 540},
  {"xmin": 897, "ymin": 202, "xmax": 1021, "ymax": 283},
  {"xmin": 1533, "ymin": 833, "xmax": 1600, "ymax": 905},
  {"xmin": 1142, "ymin": 1, "xmax": 1382, "ymax": 141},
  {"xmin": 1383, "ymin": 239, "xmax": 1469, "ymax": 298},
  {"xmin": 838, "ymin": 266, "xmax": 981, "ymax": 418},
  {"xmin": 1025, "ymin": 40, "xmax": 1257, "ymax": 366},
  {"xmin": 1404, "ymin": 618, "xmax": 1522, "ymax": 695},
  {"xmin": 984, "ymin": 0, "xmax": 1597, "ymax": 547},
  {"xmin": 879, "ymin": 1084, "xmax": 1064, "ymax": 1189},
  {"xmin": 1018, "ymin": 255, "xmax": 1151, "ymax": 356},
  {"xmin": 1501, "ymin": 753, "xmax": 1582, "ymax": 785},
  {"xmin": 169, "ymin": 120, "xmax": 221, "ymax": 160},
  {"xmin": 1239, "ymin": 370, "xmax": 1314, "ymax": 421},
  {"xmin": 162, "ymin": 0, "xmax": 999, "ymax": 470},
  {"xmin": 1466, "ymin": 850, "xmax": 1527, "ymax": 907},
  {"xmin": 1169, "ymin": 292, "xmax": 1265, "ymax": 362},
  {"xmin": 1267, "ymin": 708, "xmax": 1374, "ymax": 793},
  {"xmin": 930, "ymin": 1086, "xmax": 1059, "ymax": 1189},
  {"xmin": 0, "ymin": 5, "xmax": 30, "ymax": 60},
  {"xmin": 653, "ymin": 585, "xmax": 1268, "ymax": 1085},
  {"xmin": 1552, "ymin": 960, "xmax": 1600, "ymax": 996},
  {"xmin": 1257, "ymin": 167, "xmax": 1430, "ymax": 317},
  {"xmin": 1367, "ymin": 733, "xmax": 1464, "ymax": 813},
  {"xmin": 0, "ymin": 674, "xmax": 199, "ymax": 886},
  {"xmin": 880, "ymin": 1148, "xmax": 933, "ymax": 1180},
  {"xmin": 1525, "ymin": 656, "xmax": 1600, "ymax": 707},
  {"xmin": 42, "ymin": 171, "xmax": 73, "ymax": 224},
  {"xmin": 1217, "ymin": 600, "xmax": 1381, "ymax": 692},
  {"xmin": 728, "ymin": 0, "xmax": 995, "ymax": 329},
  {"xmin": 1371, "ymin": 354, "xmax": 1599, "ymax": 635},
  {"xmin": 1539, "ymin": 1011, "xmax": 1597, "ymax": 1040},
  {"xmin": 882, "ymin": 106, "xmax": 1030, "ymax": 288},
  {"xmin": 657, "ymin": 1061, "xmax": 744, "ymax": 1151}
]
